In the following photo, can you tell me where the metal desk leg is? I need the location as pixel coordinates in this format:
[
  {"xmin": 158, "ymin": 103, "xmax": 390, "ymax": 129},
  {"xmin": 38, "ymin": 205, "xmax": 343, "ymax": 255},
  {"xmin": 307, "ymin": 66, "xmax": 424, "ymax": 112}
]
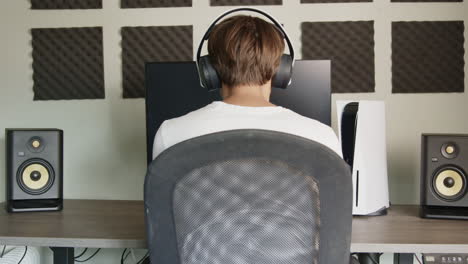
[
  {"xmin": 357, "ymin": 253, "xmax": 382, "ymax": 264},
  {"xmin": 50, "ymin": 247, "xmax": 74, "ymax": 264},
  {"xmin": 394, "ymin": 253, "xmax": 413, "ymax": 264}
]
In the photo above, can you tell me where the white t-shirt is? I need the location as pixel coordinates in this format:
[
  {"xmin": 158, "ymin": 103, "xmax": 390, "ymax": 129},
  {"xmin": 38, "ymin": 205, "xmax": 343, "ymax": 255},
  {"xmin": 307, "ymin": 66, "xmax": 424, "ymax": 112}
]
[{"xmin": 153, "ymin": 101, "xmax": 342, "ymax": 159}]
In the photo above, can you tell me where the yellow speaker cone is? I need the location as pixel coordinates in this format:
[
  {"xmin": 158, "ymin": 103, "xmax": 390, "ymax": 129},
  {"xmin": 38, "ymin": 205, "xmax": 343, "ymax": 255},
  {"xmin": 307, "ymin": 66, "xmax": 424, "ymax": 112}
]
[
  {"xmin": 22, "ymin": 163, "xmax": 50, "ymax": 190},
  {"xmin": 434, "ymin": 169, "xmax": 464, "ymax": 198}
]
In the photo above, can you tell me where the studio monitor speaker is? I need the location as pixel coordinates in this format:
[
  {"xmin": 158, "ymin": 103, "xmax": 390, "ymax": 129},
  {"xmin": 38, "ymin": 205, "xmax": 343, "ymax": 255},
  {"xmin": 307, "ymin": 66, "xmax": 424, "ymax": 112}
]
[
  {"xmin": 421, "ymin": 134, "xmax": 468, "ymax": 219},
  {"xmin": 5, "ymin": 129, "xmax": 63, "ymax": 212}
]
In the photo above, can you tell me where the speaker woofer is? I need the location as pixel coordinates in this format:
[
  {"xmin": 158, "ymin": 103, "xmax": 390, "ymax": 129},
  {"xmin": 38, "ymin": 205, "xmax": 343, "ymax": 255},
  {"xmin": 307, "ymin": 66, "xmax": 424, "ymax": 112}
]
[
  {"xmin": 17, "ymin": 159, "xmax": 55, "ymax": 195},
  {"xmin": 432, "ymin": 166, "xmax": 466, "ymax": 201}
]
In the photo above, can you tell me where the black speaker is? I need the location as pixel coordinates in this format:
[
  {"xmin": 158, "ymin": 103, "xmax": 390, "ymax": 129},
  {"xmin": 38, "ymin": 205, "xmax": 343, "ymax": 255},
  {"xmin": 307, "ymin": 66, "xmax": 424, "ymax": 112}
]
[
  {"xmin": 5, "ymin": 129, "xmax": 63, "ymax": 212},
  {"xmin": 421, "ymin": 134, "xmax": 468, "ymax": 219}
]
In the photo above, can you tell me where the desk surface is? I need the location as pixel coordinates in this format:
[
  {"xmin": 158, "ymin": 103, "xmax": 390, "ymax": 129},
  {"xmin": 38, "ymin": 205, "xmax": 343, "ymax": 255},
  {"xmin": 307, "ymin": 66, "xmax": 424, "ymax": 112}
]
[
  {"xmin": 1, "ymin": 200, "xmax": 468, "ymax": 253},
  {"xmin": 0, "ymin": 200, "xmax": 146, "ymax": 248},
  {"xmin": 352, "ymin": 205, "xmax": 468, "ymax": 253}
]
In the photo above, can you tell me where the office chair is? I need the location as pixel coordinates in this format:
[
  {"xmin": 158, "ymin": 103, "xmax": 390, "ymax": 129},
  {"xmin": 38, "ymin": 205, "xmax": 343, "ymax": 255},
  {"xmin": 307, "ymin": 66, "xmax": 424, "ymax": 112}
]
[{"xmin": 144, "ymin": 129, "xmax": 352, "ymax": 264}]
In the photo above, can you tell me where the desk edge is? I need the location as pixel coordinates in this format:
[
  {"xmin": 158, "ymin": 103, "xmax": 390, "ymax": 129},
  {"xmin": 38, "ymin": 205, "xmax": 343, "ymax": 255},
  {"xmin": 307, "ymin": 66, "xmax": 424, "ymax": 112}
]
[
  {"xmin": 351, "ymin": 243, "xmax": 468, "ymax": 253},
  {"xmin": 0, "ymin": 236, "xmax": 147, "ymax": 249}
]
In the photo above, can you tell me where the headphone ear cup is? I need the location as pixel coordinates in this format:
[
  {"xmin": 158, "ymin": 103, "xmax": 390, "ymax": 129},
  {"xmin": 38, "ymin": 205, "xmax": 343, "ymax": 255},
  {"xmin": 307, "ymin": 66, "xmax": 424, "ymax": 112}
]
[
  {"xmin": 272, "ymin": 54, "xmax": 293, "ymax": 89},
  {"xmin": 199, "ymin": 56, "xmax": 221, "ymax": 91}
]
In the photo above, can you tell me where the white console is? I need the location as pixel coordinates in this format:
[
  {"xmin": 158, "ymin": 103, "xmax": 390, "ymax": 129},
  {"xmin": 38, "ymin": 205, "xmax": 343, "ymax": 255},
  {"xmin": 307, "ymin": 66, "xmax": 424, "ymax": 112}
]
[{"xmin": 337, "ymin": 100, "xmax": 389, "ymax": 216}]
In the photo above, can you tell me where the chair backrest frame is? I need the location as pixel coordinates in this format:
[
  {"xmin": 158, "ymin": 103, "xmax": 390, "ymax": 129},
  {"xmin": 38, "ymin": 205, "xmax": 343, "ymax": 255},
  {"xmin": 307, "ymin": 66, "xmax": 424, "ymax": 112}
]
[{"xmin": 144, "ymin": 129, "xmax": 352, "ymax": 264}]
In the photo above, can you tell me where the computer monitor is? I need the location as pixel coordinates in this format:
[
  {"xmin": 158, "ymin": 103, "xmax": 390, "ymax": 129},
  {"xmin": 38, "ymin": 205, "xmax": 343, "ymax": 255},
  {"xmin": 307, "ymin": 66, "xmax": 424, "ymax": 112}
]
[{"xmin": 145, "ymin": 60, "xmax": 331, "ymax": 163}]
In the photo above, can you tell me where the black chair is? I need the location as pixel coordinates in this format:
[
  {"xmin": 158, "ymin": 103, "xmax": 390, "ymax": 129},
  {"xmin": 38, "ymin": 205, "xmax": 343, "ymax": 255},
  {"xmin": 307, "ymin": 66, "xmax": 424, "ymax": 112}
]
[{"xmin": 144, "ymin": 129, "xmax": 352, "ymax": 264}]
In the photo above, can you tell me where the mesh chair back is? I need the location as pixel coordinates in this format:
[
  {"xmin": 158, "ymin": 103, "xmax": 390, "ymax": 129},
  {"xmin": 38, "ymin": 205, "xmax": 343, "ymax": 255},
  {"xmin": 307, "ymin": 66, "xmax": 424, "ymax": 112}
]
[{"xmin": 144, "ymin": 129, "xmax": 352, "ymax": 264}]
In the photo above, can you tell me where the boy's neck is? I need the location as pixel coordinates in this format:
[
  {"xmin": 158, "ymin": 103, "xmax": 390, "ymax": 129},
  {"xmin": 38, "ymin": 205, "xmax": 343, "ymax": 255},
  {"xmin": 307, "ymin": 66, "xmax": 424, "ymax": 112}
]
[{"xmin": 221, "ymin": 81, "xmax": 275, "ymax": 107}]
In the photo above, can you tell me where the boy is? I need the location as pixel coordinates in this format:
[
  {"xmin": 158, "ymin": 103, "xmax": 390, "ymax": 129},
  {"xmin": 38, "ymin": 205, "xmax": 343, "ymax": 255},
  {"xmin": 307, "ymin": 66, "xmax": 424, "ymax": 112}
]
[{"xmin": 153, "ymin": 15, "xmax": 341, "ymax": 158}]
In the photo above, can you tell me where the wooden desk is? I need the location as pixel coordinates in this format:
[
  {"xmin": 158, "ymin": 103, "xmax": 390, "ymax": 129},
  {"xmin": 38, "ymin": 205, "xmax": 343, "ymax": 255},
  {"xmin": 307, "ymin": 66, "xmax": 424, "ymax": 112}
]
[
  {"xmin": 0, "ymin": 200, "xmax": 146, "ymax": 249},
  {"xmin": 352, "ymin": 205, "xmax": 468, "ymax": 254},
  {"xmin": 1, "ymin": 200, "xmax": 468, "ymax": 263}
]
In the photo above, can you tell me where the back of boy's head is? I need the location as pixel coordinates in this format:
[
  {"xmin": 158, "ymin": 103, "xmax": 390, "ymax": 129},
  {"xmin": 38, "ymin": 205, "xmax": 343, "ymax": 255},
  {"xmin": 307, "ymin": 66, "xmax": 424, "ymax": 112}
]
[{"xmin": 207, "ymin": 15, "xmax": 285, "ymax": 88}]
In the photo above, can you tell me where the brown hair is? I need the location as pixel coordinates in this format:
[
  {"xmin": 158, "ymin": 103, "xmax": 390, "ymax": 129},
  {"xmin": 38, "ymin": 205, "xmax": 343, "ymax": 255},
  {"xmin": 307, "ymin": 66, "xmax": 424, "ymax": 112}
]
[{"xmin": 207, "ymin": 15, "xmax": 285, "ymax": 87}]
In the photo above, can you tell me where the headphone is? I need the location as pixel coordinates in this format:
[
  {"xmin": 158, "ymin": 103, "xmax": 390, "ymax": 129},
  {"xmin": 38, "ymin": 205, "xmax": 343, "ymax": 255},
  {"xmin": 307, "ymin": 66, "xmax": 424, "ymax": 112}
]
[{"xmin": 196, "ymin": 8, "xmax": 295, "ymax": 91}]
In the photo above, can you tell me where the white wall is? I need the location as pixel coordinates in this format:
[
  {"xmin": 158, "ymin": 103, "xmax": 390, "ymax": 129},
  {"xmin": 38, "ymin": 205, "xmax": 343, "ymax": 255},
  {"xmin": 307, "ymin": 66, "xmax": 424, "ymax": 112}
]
[{"xmin": 1, "ymin": 0, "xmax": 467, "ymax": 263}]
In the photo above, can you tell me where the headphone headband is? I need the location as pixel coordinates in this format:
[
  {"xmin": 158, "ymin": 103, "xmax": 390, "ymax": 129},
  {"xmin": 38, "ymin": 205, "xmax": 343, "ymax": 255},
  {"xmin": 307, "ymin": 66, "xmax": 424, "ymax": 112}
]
[{"xmin": 196, "ymin": 8, "xmax": 295, "ymax": 70}]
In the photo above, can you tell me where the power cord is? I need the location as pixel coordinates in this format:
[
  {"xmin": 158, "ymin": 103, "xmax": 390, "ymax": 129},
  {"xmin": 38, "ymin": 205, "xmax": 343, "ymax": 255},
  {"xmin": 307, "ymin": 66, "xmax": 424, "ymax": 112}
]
[
  {"xmin": 352, "ymin": 253, "xmax": 382, "ymax": 264},
  {"xmin": 1, "ymin": 245, "xmax": 5, "ymax": 258},
  {"xmin": 18, "ymin": 246, "xmax": 27, "ymax": 264},
  {"xmin": 368, "ymin": 255, "xmax": 380, "ymax": 264},
  {"xmin": 121, "ymin": 249, "xmax": 148, "ymax": 264},
  {"xmin": 75, "ymin": 248, "xmax": 101, "ymax": 263},
  {"xmin": 414, "ymin": 253, "xmax": 423, "ymax": 264},
  {"xmin": 74, "ymin": 248, "xmax": 88, "ymax": 259},
  {"xmin": 121, "ymin": 248, "xmax": 132, "ymax": 264},
  {"xmin": 121, "ymin": 248, "xmax": 127, "ymax": 264},
  {"xmin": 136, "ymin": 252, "xmax": 149, "ymax": 264}
]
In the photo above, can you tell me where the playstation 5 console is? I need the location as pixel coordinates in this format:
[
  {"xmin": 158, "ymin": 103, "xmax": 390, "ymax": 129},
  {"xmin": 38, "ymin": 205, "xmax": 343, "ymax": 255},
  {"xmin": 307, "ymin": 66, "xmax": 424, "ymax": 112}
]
[{"xmin": 337, "ymin": 100, "xmax": 389, "ymax": 216}]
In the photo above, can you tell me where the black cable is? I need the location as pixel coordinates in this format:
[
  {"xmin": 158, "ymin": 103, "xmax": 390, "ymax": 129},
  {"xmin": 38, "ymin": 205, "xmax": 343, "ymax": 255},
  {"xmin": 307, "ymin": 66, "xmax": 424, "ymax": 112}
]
[
  {"xmin": 75, "ymin": 248, "xmax": 101, "ymax": 263},
  {"xmin": 367, "ymin": 255, "xmax": 379, "ymax": 264},
  {"xmin": 74, "ymin": 248, "xmax": 88, "ymax": 259},
  {"xmin": 136, "ymin": 252, "xmax": 149, "ymax": 264},
  {"xmin": 121, "ymin": 248, "xmax": 132, "ymax": 264},
  {"xmin": 18, "ymin": 246, "xmax": 27, "ymax": 264},
  {"xmin": 124, "ymin": 250, "xmax": 131, "ymax": 262},
  {"xmin": 1, "ymin": 245, "xmax": 5, "ymax": 258},
  {"xmin": 360, "ymin": 253, "xmax": 381, "ymax": 264},
  {"xmin": 122, "ymin": 248, "xmax": 144, "ymax": 264},
  {"xmin": 414, "ymin": 253, "xmax": 423, "ymax": 264},
  {"xmin": 121, "ymin": 248, "xmax": 127, "ymax": 264}
]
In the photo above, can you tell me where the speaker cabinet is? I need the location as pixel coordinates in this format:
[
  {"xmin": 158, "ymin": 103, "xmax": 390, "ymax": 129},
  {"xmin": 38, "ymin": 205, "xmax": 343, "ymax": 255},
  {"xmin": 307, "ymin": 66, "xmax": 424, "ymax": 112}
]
[
  {"xmin": 421, "ymin": 134, "xmax": 468, "ymax": 219},
  {"xmin": 6, "ymin": 129, "xmax": 63, "ymax": 212}
]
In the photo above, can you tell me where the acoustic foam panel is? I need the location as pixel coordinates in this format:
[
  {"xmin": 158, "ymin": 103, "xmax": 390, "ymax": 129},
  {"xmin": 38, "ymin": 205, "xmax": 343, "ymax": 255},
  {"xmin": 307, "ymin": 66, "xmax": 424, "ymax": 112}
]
[
  {"xmin": 302, "ymin": 21, "xmax": 375, "ymax": 93},
  {"xmin": 31, "ymin": 0, "xmax": 102, "ymax": 9},
  {"xmin": 121, "ymin": 0, "xmax": 192, "ymax": 8},
  {"xmin": 211, "ymin": 0, "xmax": 282, "ymax": 6},
  {"xmin": 32, "ymin": 27, "xmax": 105, "ymax": 100},
  {"xmin": 392, "ymin": 21, "xmax": 465, "ymax": 93},
  {"xmin": 301, "ymin": 0, "xmax": 370, "ymax": 3},
  {"xmin": 122, "ymin": 26, "xmax": 193, "ymax": 98}
]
